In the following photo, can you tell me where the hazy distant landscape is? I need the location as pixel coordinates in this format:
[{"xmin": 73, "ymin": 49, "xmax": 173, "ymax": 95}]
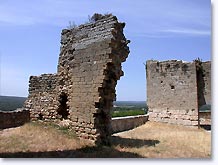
[
  {"xmin": 112, "ymin": 101, "xmax": 148, "ymax": 117},
  {"xmin": 0, "ymin": 96, "xmax": 148, "ymax": 117},
  {"xmin": 113, "ymin": 101, "xmax": 146, "ymax": 107},
  {"xmin": 0, "ymin": 96, "xmax": 26, "ymax": 111}
]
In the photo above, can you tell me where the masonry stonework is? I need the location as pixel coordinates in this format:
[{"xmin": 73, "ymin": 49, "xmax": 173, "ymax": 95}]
[
  {"xmin": 0, "ymin": 109, "xmax": 30, "ymax": 129},
  {"xmin": 24, "ymin": 14, "xmax": 130, "ymax": 144},
  {"xmin": 146, "ymin": 60, "xmax": 211, "ymax": 126},
  {"xmin": 201, "ymin": 62, "xmax": 211, "ymax": 105},
  {"xmin": 111, "ymin": 115, "xmax": 149, "ymax": 134}
]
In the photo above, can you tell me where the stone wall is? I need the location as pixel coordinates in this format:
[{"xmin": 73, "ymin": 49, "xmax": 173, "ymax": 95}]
[
  {"xmin": 199, "ymin": 111, "xmax": 211, "ymax": 125},
  {"xmin": 202, "ymin": 61, "xmax": 211, "ymax": 105},
  {"xmin": 146, "ymin": 60, "xmax": 199, "ymax": 126},
  {"xmin": 25, "ymin": 74, "xmax": 58, "ymax": 120},
  {"xmin": 0, "ymin": 109, "xmax": 30, "ymax": 129},
  {"xmin": 111, "ymin": 115, "xmax": 149, "ymax": 134},
  {"xmin": 24, "ymin": 14, "xmax": 130, "ymax": 144},
  {"xmin": 146, "ymin": 60, "xmax": 211, "ymax": 126}
]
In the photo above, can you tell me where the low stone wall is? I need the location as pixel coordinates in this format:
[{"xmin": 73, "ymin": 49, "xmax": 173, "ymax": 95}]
[
  {"xmin": 148, "ymin": 109, "xmax": 198, "ymax": 126},
  {"xmin": 111, "ymin": 114, "xmax": 149, "ymax": 134},
  {"xmin": 0, "ymin": 109, "xmax": 30, "ymax": 129},
  {"xmin": 199, "ymin": 111, "xmax": 211, "ymax": 125}
]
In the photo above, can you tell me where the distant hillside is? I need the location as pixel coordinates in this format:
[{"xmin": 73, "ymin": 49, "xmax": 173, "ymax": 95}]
[
  {"xmin": 0, "ymin": 96, "xmax": 27, "ymax": 111},
  {"xmin": 0, "ymin": 97, "xmax": 146, "ymax": 112},
  {"xmin": 113, "ymin": 101, "xmax": 148, "ymax": 117},
  {"xmin": 113, "ymin": 101, "xmax": 147, "ymax": 108}
]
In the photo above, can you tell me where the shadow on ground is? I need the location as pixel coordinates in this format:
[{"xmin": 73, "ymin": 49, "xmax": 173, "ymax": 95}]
[
  {"xmin": 111, "ymin": 136, "xmax": 160, "ymax": 148},
  {"xmin": 0, "ymin": 147, "xmax": 141, "ymax": 158},
  {"xmin": 200, "ymin": 125, "xmax": 211, "ymax": 131},
  {"xmin": 0, "ymin": 136, "xmax": 160, "ymax": 158}
]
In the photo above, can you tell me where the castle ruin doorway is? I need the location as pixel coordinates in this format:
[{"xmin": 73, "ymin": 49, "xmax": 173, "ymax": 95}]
[{"xmin": 57, "ymin": 92, "xmax": 69, "ymax": 119}]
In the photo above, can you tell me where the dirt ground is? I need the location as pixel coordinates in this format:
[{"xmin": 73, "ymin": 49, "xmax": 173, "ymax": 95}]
[{"xmin": 0, "ymin": 121, "xmax": 211, "ymax": 158}]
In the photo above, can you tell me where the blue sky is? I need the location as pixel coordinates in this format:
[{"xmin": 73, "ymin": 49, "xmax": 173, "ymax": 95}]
[{"xmin": 0, "ymin": 0, "xmax": 211, "ymax": 101}]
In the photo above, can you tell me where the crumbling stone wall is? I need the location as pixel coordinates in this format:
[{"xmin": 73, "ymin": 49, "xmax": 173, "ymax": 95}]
[
  {"xmin": 0, "ymin": 109, "xmax": 30, "ymax": 129},
  {"xmin": 146, "ymin": 60, "xmax": 211, "ymax": 126},
  {"xmin": 25, "ymin": 74, "xmax": 58, "ymax": 120},
  {"xmin": 146, "ymin": 60, "xmax": 198, "ymax": 126},
  {"xmin": 24, "ymin": 14, "xmax": 130, "ymax": 144},
  {"xmin": 201, "ymin": 61, "xmax": 211, "ymax": 105}
]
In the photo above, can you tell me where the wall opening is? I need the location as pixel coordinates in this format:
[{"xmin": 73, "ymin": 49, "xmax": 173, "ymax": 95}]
[
  {"xmin": 170, "ymin": 85, "xmax": 175, "ymax": 90},
  {"xmin": 38, "ymin": 113, "xmax": 43, "ymax": 120},
  {"xmin": 57, "ymin": 92, "xmax": 69, "ymax": 119}
]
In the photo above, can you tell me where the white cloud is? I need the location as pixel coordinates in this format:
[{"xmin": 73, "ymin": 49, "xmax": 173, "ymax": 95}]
[
  {"xmin": 126, "ymin": 27, "xmax": 210, "ymax": 38},
  {"xmin": 0, "ymin": 0, "xmax": 92, "ymax": 26},
  {"xmin": 161, "ymin": 28, "xmax": 210, "ymax": 36},
  {"xmin": 0, "ymin": 4, "xmax": 36, "ymax": 25},
  {"xmin": 0, "ymin": 0, "xmax": 211, "ymax": 39}
]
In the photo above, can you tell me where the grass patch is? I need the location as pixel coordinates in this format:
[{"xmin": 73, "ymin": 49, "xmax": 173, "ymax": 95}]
[
  {"xmin": 112, "ymin": 109, "xmax": 145, "ymax": 118},
  {"xmin": 30, "ymin": 121, "xmax": 77, "ymax": 139},
  {"xmin": 0, "ymin": 121, "xmax": 89, "ymax": 154}
]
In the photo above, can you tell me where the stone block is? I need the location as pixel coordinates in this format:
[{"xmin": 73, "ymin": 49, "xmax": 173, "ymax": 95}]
[
  {"xmin": 190, "ymin": 115, "xmax": 198, "ymax": 121},
  {"xmin": 182, "ymin": 120, "xmax": 192, "ymax": 126},
  {"xmin": 182, "ymin": 115, "xmax": 190, "ymax": 120},
  {"xmin": 168, "ymin": 119, "xmax": 177, "ymax": 124},
  {"xmin": 191, "ymin": 121, "xmax": 198, "ymax": 126}
]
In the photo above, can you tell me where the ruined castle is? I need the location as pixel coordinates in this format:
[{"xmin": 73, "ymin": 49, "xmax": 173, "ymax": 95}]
[
  {"xmin": 0, "ymin": 14, "xmax": 211, "ymax": 145},
  {"xmin": 24, "ymin": 14, "xmax": 130, "ymax": 144},
  {"xmin": 146, "ymin": 60, "xmax": 211, "ymax": 126}
]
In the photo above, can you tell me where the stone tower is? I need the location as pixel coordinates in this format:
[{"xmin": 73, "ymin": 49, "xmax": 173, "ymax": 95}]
[{"xmin": 146, "ymin": 60, "xmax": 211, "ymax": 126}]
